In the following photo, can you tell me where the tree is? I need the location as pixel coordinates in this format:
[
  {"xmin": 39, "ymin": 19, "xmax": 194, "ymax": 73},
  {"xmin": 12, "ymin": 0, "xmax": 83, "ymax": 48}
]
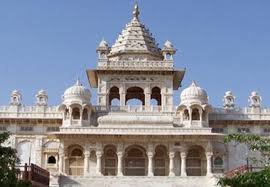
[
  {"xmin": 0, "ymin": 132, "xmax": 31, "ymax": 187},
  {"xmin": 218, "ymin": 134, "xmax": 270, "ymax": 187}
]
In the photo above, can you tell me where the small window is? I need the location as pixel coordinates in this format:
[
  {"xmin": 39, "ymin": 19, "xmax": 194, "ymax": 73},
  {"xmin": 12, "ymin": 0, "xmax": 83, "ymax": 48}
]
[
  {"xmin": 82, "ymin": 108, "xmax": 88, "ymax": 120},
  {"xmin": 47, "ymin": 156, "xmax": 56, "ymax": 164},
  {"xmin": 47, "ymin": 127, "xmax": 60, "ymax": 132},
  {"xmin": 20, "ymin": 126, "xmax": 33, "ymax": 132},
  {"xmin": 0, "ymin": 126, "xmax": 7, "ymax": 131},
  {"xmin": 237, "ymin": 128, "xmax": 250, "ymax": 134},
  {"xmin": 263, "ymin": 128, "xmax": 270, "ymax": 134}
]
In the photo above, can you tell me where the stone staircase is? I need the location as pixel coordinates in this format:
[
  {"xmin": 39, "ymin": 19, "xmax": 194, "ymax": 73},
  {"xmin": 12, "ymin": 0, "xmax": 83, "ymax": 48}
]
[{"xmin": 59, "ymin": 175, "xmax": 220, "ymax": 187}]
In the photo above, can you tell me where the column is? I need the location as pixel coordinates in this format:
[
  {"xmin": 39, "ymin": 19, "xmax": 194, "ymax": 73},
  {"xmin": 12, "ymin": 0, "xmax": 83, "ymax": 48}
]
[
  {"xmin": 117, "ymin": 152, "xmax": 123, "ymax": 176},
  {"xmin": 180, "ymin": 152, "xmax": 187, "ymax": 177},
  {"xmin": 96, "ymin": 151, "xmax": 103, "ymax": 176},
  {"xmin": 144, "ymin": 87, "xmax": 151, "ymax": 110},
  {"xmin": 199, "ymin": 109, "xmax": 203, "ymax": 124},
  {"xmin": 120, "ymin": 90, "xmax": 126, "ymax": 108},
  {"xmin": 58, "ymin": 153, "xmax": 64, "ymax": 173},
  {"xmin": 80, "ymin": 108, "xmax": 83, "ymax": 124},
  {"xmin": 147, "ymin": 151, "xmax": 154, "ymax": 176},
  {"xmin": 206, "ymin": 152, "xmax": 213, "ymax": 176},
  {"xmin": 169, "ymin": 152, "xmax": 175, "ymax": 176},
  {"xmin": 188, "ymin": 108, "xmax": 192, "ymax": 126},
  {"xmin": 84, "ymin": 151, "xmax": 90, "ymax": 176}
]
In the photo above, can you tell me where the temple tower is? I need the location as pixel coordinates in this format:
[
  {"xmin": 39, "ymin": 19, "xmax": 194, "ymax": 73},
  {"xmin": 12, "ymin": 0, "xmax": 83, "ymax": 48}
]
[{"xmin": 87, "ymin": 4, "xmax": 185, "ymax": 112}]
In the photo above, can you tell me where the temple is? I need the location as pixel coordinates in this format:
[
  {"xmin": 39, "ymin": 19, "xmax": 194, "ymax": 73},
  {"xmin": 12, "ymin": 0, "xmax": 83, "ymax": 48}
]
[{"xmin": 1, "ymin": 4, "xmax": 269, "ymax": 187}]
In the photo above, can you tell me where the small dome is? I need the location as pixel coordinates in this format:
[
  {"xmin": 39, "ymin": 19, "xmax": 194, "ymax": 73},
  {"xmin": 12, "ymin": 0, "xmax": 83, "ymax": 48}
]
[
  {"xmin": 225, "ymin": 91, "xmax": 233, "ymax": 96},
  {"xmin": 98, "ymin": 39, "xmax": 109, "ymax": 48},
  {"xmin": 163, "ymin": 40, "xmax": 174, "ymax": 49},
  {"xmin": 63, "ymin": 80, "xmax": 91, "ymax": 104},
  {"xmin": 12, "ymin": 90, "xmax": 21, "ymax": 95},
  {"xmin": 251, "ymin": 91, "xmax": 259, "ymax": 96},
  {"xmin": 37, "ymin": 89, "xmax": 47, "ymax": 95},
  {"xmin": 180, "ymin": 81, "xmax": 208, "ymax": 105}
]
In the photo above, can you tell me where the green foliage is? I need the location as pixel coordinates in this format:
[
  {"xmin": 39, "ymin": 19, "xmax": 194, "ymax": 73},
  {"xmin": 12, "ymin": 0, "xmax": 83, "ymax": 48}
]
[
  {"xmin": 0, "ymin": 132, "xmax": 32, "ymax": 187},
  {"xmin": 218, "ymin": 167, "xmax": 270, "ymax": 187},
  {"xmin": 0, "ymin": 132, "xmax": 18, "ymax": 186},
  {"xmin": 219, "ymin": 134, "xmax": 270, "ymax": 187},
  {"xmin": 225, "ymin": 134, "xmax": 270, "ymax": 153}
]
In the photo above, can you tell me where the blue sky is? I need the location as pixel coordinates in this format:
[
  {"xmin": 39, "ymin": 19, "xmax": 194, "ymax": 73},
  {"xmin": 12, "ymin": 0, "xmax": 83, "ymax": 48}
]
[{"xmin": 0, "ymin": 0, "xmax": 269, "ymax": 107}]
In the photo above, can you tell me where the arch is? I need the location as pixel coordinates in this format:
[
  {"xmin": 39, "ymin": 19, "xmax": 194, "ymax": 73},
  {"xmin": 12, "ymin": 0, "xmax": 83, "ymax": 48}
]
[
  {"xmin": 186, "ymin": 146, "xmax": 206, "ymax": 176},
  {"xmin": 151, "ymin": 87, "xmax": 161, "ymax": 106},
  {"xmin": 68, "ymin": 145, "xmax": 84, "ymax": 176},
  {"xmin": 154, "ymin": 145, "xmax": 168, "ymax": 176},
  {"xmin": 17, "ymin": 141, "xmax": 32, "ymax": 165},
  {"xmin": 82, "ymin": 108, "xmax": 88, "ymax": 120},
  {"xmin": 126, "ymin": 87, "xmax": 145, "ymax": 105},
  {"xmin": 124, "ymin": 145, "xmax": 147, "ymax": 176},
  {"xmin": 192, "ymin": 108, "xmax": 200, "ymax": 120},
  {"xmin": 213, "ymin": 156, "xmax": 223, "ymax": 173},
  {"xmin": 47, "ymin": 156, "xmax": 56, "ymax": 164},
  {"xmin": 72, "ymin": 107, "xmax": 80, "ymax": 120},
  {"xmin": 102, "ymin": 145, "xmax": 117, "ymax": 176},
  {"xmin": 183, "ymin": 109, "xmax": 190, "ymax": 121},
  {"xmin": 109, "ymin": 86, "xmax": 120, "ymax": 106}
]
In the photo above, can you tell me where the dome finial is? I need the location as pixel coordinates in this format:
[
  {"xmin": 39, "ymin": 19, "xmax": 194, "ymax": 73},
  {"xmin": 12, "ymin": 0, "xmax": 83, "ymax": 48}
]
[
  {"xmin": 133, "ymin": 2, "xmax": 140, "ymax": 19},
  {"xmin": 75, "ymin": 78, "xmax": 81, "ymax": 86}
]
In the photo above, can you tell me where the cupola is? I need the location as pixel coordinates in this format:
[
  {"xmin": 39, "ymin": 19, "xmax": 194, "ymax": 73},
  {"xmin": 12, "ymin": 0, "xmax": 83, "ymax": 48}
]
[
  {"xmin": 248, "ymin": 91, "xmax": 262, "ymax": 108},
  {"xmin": 59, "ymin": 79, "xmax": 92, "ymax": 127},
  {"xmin": 36, "ymin": 89, "xmax": 48, "ymax": 106},
  {"xmin": 223, "ymin": 91, "xmax": 235, "ymax": 109},
  {"xmin": 10, "ymin": 90, "xmax": 22, "ymax": 106},
  {"xmin": 96, "ymin": 39, "xmax": 110, "ymax": 60},
  {"xmin": 177, "ymin": 81, "xmax": 211, "ymax": 128},
  {"xmin": 162, "ymin": 40, "xmax": 176, "ymax": 60}
]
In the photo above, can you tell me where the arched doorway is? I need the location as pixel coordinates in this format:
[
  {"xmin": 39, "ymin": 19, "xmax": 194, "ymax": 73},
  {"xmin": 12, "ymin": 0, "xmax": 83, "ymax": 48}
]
[
  {"xmin": 17, "ymin": 141, "xmax": 32, "ymax": 166},
  {"xmin": 109, "ymin": 86, "xmax": 120, "ymax": 106},
  {"xmin": 124, "ymin": 146, "xmax": 147, "ymax": 176},
  {"xmin": 151, "ymin": 87, "xmax": 161, "ymax": 106},
  {"xmin": 126, "ymin": 87, "xmax": 145, "ymax": 105},
  {"xmin": 186, "ymin": 146, "xmax": 206, "ymax": 176},
  {"xmin": 154, "ymin": 145, "xmax": 168, "ymax": 176},
  {"xmin": 68, "ymin": 146, "xmax": 84, "ymax": 176},
  {"xmin": 102, "ymin": 145, "xmax": 117, "ymax": 176}
]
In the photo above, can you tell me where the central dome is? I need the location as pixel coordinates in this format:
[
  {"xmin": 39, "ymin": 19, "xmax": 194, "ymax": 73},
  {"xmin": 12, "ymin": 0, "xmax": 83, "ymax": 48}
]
[
  {"xmin": 63, "ymin": 80, "xmax": 91, "ymax": 104},
  {"xmin": 180, "ymin": 81, "xmax": 208, "ymax": 105}
]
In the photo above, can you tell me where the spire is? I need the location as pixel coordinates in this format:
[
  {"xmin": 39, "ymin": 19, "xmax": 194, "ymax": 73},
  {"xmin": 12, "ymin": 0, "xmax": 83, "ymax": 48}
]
[{"xmin": 133, "ymin": 2, "xmax": 139, "ymax": 19}]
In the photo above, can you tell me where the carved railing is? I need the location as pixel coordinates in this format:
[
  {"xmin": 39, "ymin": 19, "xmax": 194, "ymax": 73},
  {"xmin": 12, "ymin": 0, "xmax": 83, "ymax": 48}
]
[
  {"xmin": 95, "ymin": 105, "xmax": 175, "ymax": 113},
  {"xmin": 98, "ymin": 60, "xmax": 174, "ymax": 70},
  {"xmin": 0, "ymin": 105, "xmax": 61, "ymax": 118},
  {"xmin": 224, "ymin": 165, "xmax": 249, "ymax": 178},
  {"xmin": 16, "ymin": 163, "xmax": 50, "ymax": 186}
]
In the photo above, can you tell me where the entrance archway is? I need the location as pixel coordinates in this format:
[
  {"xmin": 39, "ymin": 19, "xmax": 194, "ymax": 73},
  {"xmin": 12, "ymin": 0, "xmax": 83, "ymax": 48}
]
[
  {"xmin": 124, "ymin": 146, "xmax": 147, "ymax": 176},
  {"xmin": 186, "ymin": 146, "xmax": 206, "ymax": 176}
]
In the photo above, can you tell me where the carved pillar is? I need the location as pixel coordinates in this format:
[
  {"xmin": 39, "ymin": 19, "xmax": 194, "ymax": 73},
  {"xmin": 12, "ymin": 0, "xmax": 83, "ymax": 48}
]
[
  {"xmin": 199, "ymin": 109, "xmax": 203, "ymax": 124},
  {"xmin": 96, "ymin": 151, "xmax": 103, "ymax": 176},
  {"xmin": 169, "ymin": 152, "xmax": 175, "ymax": 176},
  {"xmin": 58, "ymin": 142, "xmax": 65, "ymax": 174},
  {"xmin": 144, "ymin": 87, "xmax": 151, "ymax": 110},
  {"xmin": 80, "ymin": 108, "xmax": 83, "ymax": 124},
  {"xmin": 58, "ymin": 153, "xmax": 64, "ymax": 173},
  {"xmin": 117, "ymin": 152, "xmax": 123, "ymax": 176},
  {"xmin": 147, "ymin": 152, "xmax": 154, "ymax": 176},
  {"xmin": 84, "ymin": 151, "xmax": 90, "ymax": 176},
  {"xmin": 206, "ymin": 152, "xmax": 213, "ymax": 176},
  {"xmin": 120, "ymin": 86, "xmax": 126, "ymax": 107},
  {"xmin": 188, "ymin": 108, "xmax": 192, "ymax": 126},
  {"xmin": 180, "ymin": 152, "xmax": 187, "ymax": 177}
]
